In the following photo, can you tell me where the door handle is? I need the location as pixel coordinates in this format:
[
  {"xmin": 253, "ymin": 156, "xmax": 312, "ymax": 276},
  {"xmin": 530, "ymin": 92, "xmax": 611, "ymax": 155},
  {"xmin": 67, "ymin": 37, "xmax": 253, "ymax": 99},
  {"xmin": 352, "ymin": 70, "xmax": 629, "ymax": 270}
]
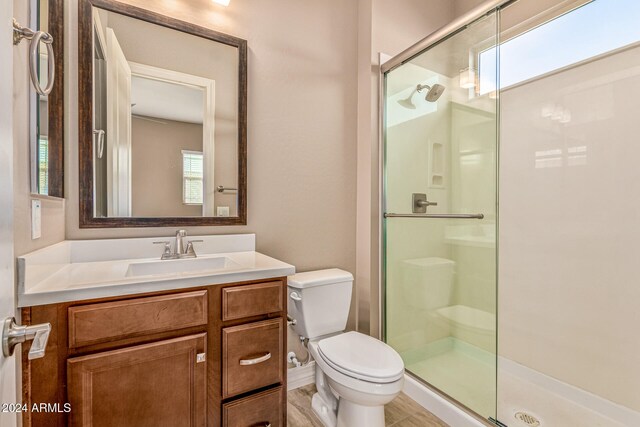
[{"xmin": 2, "ymin": 317, "xmax": 51, "ymax": 360}]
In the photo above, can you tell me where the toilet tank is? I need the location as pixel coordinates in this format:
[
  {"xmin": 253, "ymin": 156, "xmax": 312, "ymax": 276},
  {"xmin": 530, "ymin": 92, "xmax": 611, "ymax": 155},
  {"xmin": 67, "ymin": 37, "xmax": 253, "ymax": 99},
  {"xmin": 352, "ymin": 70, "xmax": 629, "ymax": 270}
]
[
  {"xmin": 287, "ymin": 269, "xmax": 353, "ymax": 340},
  {"xmin": 401, "ymin": 257, "xmax": 454, "ymax": 310}
]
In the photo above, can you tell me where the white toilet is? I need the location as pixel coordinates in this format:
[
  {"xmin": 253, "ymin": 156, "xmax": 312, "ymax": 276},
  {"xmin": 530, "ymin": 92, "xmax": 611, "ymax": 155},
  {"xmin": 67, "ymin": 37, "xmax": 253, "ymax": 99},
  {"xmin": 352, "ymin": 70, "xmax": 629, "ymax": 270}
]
[{"xmin": 288, "ymin": 269, "xmax": 405, "ymax": 427}]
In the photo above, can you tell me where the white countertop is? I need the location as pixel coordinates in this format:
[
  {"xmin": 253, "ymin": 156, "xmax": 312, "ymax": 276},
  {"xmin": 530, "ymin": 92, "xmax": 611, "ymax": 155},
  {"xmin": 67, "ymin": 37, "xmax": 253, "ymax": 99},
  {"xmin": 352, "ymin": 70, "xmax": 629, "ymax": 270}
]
[{"xmin": 18, "ymin": 234, "xmax": 295, "ymax": 307}]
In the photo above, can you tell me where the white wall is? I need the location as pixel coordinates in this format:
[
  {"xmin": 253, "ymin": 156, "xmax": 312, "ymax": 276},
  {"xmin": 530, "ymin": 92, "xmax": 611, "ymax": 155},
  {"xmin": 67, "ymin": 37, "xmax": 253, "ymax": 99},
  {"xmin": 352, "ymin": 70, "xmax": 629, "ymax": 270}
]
[{"xmin": 499, "ymin": 44, "xmax": 640, "ymax": 413}]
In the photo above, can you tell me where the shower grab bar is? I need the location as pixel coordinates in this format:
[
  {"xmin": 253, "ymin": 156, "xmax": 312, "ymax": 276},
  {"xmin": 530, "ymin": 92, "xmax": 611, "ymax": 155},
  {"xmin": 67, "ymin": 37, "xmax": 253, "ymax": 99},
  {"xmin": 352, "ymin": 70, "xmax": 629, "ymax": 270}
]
[{"xmin": 384, "ymin": 213, "xmax": 484, "ymax": 219}]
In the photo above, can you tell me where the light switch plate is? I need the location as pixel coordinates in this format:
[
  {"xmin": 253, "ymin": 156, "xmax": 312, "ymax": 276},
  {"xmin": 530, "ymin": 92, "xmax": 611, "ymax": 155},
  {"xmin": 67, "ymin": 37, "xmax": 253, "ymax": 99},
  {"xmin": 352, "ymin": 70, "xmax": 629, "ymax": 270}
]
[
  {"xmin": 217, "ymin": 206, "xmax": 230, "ymax": 217},
  {"xmin": 31, "ymin": 199, "xmax": 42, "ymax": 239}
]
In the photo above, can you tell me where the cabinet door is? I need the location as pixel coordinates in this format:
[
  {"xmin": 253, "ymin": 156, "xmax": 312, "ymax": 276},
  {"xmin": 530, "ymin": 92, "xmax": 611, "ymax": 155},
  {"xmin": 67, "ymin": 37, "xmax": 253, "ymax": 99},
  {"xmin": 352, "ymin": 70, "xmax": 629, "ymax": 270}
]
[{"xmin": 68, "ymin": 334, "xmax": 206, "ymax": 427}]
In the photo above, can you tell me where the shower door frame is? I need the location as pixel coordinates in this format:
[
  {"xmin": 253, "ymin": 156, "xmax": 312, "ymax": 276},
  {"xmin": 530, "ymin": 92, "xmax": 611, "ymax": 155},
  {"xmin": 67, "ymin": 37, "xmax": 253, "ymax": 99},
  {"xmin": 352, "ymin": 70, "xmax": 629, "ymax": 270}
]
[
  {"xmin": 378, "ymin": 0, "xmax": 513, "ymax": 340},
  {"xmin": 378, "ymin": 0, "xmax": 511, "ymax": 423}
]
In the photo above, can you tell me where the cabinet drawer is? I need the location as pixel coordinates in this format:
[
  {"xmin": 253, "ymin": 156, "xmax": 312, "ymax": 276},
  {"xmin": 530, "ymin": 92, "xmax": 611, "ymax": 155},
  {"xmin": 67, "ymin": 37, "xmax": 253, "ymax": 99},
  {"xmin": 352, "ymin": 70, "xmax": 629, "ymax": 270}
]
[
  {"xmin": 222, "ymin": 318, "xmax": 284, "ymax": 398},
  {"xmin": 221, "ymin": 281, "xmax": 283, "ymax": 321},
  {"xmin": 68, "ymin": 290, "xmax": 208, "ymax": 348},
  {"xmin": 68, "ymin": 334, "xmax": 207, "ymax": 427},
  {"xmin": 222, "ymin": 386, "xmax": 284, "ymax": 427}
]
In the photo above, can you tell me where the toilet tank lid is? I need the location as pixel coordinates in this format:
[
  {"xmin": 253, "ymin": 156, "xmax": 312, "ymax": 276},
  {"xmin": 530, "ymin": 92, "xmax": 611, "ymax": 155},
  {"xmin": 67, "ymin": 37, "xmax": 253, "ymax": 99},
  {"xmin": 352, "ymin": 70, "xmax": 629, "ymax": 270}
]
[{"xmin": 288, "ymin": 269, "xmax": 353, "ymax": 289}]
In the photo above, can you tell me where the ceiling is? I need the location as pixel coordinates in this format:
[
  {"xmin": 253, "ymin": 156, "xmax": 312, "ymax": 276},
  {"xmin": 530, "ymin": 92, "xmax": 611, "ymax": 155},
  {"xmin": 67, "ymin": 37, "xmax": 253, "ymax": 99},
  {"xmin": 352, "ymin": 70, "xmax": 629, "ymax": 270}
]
[{"xmin": 130, "ymin": 76, "xmax": 204, "ymax": 124}]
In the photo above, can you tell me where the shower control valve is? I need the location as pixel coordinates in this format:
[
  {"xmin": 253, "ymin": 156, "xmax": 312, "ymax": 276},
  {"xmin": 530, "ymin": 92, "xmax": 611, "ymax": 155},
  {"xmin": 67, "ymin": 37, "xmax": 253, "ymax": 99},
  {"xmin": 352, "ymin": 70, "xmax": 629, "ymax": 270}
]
[{"xmin": 412, "ymin": 193, "xmax": 438, "ymax": 213}]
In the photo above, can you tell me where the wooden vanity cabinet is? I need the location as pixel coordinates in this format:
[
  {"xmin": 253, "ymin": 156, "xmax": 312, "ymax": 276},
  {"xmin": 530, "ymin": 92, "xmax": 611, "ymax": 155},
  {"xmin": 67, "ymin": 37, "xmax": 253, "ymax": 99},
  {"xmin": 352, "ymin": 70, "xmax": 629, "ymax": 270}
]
[{"xmin": 21, "ymin": 277, "xmax": 288, "ymax": 427}]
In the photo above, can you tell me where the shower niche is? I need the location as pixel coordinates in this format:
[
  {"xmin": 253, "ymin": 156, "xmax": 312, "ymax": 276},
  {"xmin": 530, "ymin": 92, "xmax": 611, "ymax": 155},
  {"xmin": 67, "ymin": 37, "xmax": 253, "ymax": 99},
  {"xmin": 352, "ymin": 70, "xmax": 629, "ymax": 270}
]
[{"xmin": 428, "ymin": 140, "xmax": 444, "ymax": 188}]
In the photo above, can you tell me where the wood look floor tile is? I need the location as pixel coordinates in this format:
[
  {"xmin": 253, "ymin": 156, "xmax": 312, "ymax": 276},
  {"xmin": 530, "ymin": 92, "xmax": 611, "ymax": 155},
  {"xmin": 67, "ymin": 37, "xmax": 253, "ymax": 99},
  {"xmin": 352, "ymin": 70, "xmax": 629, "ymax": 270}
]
[
  {"xmin": 287, "ymin": 385, "xmax": 324, "ymax": 427},
  {"xmin": 287, "ymin": 384, "xmax": 448, "ymax": 427},
  {"xmin": 385, "ymin": 392, "xmax": 429, "ymax": 425}
]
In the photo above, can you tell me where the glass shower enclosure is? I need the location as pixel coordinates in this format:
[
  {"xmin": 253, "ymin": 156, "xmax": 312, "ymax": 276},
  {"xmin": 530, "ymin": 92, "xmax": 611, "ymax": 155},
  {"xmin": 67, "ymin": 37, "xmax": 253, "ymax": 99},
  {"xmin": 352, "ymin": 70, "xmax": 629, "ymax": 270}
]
[{"xmin": 382, "ymin": 11, "xmax": 499, "ymax": 420}]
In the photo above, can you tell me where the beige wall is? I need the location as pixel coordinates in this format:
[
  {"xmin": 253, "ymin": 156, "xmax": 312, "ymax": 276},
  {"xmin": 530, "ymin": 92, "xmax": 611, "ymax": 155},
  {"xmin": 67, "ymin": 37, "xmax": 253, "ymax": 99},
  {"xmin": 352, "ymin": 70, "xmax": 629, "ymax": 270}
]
[
  {"xmin": 131, "ymin": 117, "xmax": 203, "ymax": 217},
  {"xmin": 454, "ymin": 0, "xmax": 485, "ymax": 18},
  {"xmin": 13, "ymin": 0, "xmax": 66, "ymax": 258},
  {"xmin": 64, "ymin": 0, "xmax": 360, "ymax": 351},
  {"xmin": 14, "ymin": 0, "xmax": 470, "ymax": 360},
  {"xmin": 65, "ymin": 0, "xmax": 359, "ymax": 273}
]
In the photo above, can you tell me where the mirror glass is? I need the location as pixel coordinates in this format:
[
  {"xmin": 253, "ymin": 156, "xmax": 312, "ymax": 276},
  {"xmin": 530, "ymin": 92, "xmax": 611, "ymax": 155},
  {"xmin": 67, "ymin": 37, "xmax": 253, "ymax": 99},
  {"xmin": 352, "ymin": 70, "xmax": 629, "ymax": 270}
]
[
  {"xmin": 91, "ymin": 7, "xmax": 240, "ymax": 218},
  {"xmin": 36, "ymin": 0, "xmax": 50, "ymax": 195}
]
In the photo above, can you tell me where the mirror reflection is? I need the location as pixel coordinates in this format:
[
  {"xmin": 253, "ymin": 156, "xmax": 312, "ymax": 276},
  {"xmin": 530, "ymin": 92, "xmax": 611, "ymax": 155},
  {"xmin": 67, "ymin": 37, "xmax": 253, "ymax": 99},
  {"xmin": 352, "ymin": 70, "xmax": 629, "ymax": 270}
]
[
  {"xmin": 36, "ymin": 0, "xmax": 50, "ymax": 195},
  {"xmin": 92, "ymin": 7, "xmax": 240, "ymax": 218}
]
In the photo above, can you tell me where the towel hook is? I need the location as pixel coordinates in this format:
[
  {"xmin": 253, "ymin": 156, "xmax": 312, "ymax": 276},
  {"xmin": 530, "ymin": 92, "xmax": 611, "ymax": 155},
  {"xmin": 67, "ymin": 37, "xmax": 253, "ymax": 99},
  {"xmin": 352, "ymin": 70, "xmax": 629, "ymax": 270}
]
[{"xmin": 13, "ymin": 19, "xmax": 55, "ymax": 97}]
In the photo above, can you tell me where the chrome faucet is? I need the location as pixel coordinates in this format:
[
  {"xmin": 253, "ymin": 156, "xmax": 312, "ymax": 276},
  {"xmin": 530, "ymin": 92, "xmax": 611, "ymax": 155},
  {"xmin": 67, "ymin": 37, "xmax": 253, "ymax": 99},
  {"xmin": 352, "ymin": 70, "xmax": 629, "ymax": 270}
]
[
  {"xmin": 175, "ymin": 229, "xmax": 187, "ymax": 255},
  {"xmin": 153, "ymin": 230, "xmax": 203, "ymax": 260}
]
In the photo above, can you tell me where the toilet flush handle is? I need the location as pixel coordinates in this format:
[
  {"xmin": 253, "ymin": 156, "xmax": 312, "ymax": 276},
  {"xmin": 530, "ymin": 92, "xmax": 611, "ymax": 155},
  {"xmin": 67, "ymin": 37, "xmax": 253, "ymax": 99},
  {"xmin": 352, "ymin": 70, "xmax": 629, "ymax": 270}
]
[{"xmin": 289, "ymin": 291, "xmax": 302, "ymax": 302}]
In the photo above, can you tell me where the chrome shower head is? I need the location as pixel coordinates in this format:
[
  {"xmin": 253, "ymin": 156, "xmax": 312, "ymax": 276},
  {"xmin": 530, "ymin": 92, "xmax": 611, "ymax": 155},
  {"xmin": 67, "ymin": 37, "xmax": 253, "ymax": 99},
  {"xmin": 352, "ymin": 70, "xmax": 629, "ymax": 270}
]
[
  {"xmin": 397, "ymin": 83, "xmax": 446, "ymax": 109},
  {"xmin": 425, "ymin": 84, "xmax": 445, "ymax": 102}
]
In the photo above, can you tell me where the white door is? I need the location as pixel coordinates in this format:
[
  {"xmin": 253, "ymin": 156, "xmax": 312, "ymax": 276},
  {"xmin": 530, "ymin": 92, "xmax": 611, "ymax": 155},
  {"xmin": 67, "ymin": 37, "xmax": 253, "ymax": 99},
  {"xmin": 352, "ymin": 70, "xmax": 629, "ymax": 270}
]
[
  {"xmin": 106, "ymin": 28, "xmax": 132, "ymax": 217},
  {"xmin": 1, "ymin": 3, "xmax": 18, "ymax": 427}
]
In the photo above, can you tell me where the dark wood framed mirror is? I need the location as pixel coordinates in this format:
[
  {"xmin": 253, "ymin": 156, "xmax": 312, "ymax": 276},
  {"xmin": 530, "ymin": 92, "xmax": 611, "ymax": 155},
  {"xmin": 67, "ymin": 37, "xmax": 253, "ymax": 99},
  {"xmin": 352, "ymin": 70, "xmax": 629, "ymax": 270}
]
[
  {"xmin": 32, "ymin": 0, "xmax": 64, "ymax": 198},
  {"xmin": 78, "ymin": 0, "xmax": 247, "ymax": 227}
]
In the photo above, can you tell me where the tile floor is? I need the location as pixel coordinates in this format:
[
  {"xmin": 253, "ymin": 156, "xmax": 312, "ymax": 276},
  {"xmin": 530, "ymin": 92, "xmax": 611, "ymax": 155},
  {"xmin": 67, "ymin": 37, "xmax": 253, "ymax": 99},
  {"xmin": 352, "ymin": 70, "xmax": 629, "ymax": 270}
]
[{"xmin": 287, "ymin": 384, "xmax": 449, "ymax": 427}]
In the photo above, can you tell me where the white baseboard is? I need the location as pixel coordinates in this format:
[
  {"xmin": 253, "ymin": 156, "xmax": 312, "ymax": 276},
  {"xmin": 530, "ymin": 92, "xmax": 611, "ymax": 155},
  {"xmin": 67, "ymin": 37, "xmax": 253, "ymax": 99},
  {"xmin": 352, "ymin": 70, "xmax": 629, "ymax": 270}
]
[
  {"xmin": 287, "ymin": 361, "xmax": 316, "ymax": 391},
  {"xmin": 403, "ymin": 374, "xmax": 487, "ymax": 427}
]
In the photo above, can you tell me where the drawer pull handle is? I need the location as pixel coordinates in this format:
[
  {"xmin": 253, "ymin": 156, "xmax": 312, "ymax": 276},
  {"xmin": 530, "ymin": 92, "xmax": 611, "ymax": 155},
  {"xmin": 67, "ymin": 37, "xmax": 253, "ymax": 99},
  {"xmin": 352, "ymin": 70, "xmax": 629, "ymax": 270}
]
[{"xmin": 239, "ymin": 352, "xmax": 271, "ymax": 366}]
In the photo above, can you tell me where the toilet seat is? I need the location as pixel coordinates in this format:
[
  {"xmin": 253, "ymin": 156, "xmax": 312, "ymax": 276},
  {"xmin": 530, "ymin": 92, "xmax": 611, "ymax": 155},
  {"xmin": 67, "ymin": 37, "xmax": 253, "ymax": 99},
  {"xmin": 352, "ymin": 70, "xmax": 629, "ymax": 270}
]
[{"xmin": 317, "ymin": 331, "xmax": 404, "ymax": 383}]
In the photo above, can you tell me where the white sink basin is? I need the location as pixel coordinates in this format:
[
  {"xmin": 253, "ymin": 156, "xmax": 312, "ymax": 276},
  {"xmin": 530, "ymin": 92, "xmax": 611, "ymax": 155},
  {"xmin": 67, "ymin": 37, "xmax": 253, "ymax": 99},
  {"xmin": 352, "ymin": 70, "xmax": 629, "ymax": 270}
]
[
  {"xmin": 17, "ymin": 234, "xmax": 296, "ymax": 307},
  {"xmin": 126, "ymin": 256, "xmax": 240, "ymax": 277}
]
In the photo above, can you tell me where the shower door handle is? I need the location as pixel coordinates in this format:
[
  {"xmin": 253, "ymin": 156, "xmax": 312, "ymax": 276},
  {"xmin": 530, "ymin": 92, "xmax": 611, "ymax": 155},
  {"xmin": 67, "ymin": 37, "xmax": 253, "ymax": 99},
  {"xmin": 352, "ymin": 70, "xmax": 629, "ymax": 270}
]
[{"xmin": 384, "ymin": 213, "xmax": 484, "ymax": 219}]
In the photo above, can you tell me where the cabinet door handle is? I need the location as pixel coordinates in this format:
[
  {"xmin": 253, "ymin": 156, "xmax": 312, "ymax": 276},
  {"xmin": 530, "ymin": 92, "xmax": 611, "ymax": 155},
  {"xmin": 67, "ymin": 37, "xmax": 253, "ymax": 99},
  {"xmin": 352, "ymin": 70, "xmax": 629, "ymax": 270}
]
[{"xmin": 239, "ymin": 352, "xmax": 271, "ymax": 366}]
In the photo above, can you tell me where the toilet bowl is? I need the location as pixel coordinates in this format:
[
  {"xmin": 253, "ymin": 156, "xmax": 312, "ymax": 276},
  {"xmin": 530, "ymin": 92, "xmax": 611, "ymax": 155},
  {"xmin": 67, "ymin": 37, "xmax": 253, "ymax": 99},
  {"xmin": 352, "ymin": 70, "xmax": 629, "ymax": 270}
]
[
  {"xmin": 309, "ymin": 332, "xmax": 404, "ymax": 427},
  {"xmin": 288, "ymin": 269, "xmax": 405, "ymax": 427}
]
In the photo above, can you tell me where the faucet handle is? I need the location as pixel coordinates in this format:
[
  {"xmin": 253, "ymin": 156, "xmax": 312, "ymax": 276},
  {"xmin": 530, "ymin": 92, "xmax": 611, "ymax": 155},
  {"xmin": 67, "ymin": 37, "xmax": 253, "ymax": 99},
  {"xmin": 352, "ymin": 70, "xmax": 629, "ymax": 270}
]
[
  {"xmin": 185, "ymin": 240, "xmax": 203, "ymax": 257},
  {"xmin": 153, "ymin": 241, "xmax": 173, "ymax": 259}
]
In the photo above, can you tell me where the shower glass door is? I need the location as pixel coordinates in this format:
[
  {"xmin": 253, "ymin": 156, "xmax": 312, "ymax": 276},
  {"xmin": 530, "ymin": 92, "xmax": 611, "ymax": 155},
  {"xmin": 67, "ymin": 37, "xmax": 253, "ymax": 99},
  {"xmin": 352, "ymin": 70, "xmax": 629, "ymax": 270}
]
[{"xmin": 383, "ymin": 12, "xmax": 498, "ymax": 419}]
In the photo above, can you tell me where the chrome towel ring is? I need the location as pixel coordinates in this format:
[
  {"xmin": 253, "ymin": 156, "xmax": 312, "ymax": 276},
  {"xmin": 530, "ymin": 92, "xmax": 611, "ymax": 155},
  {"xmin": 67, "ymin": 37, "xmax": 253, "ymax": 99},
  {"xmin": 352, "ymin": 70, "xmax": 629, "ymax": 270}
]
[{"xmin": 13, "ymin": 19, "xmax": 55, "ymax": 97}]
